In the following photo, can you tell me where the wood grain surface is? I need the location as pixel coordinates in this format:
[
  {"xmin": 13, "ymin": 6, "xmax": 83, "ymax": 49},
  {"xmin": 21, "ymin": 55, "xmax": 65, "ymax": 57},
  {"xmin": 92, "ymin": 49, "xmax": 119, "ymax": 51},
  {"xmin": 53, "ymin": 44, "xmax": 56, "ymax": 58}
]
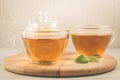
[{"xmin": 4, "ymin": 51, "xmax": 117, "ymax": 77}]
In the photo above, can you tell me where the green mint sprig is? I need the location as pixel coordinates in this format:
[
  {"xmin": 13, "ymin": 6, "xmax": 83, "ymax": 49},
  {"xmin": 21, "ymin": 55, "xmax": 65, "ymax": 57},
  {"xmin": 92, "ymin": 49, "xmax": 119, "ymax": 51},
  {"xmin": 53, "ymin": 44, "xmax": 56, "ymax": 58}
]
[
  {"xmin": 89, "ymin": 56, "xmax": 99, "ymax": 62},
  {"xmin": 75, "ymin": 55, "xmax": 99, "ymax": 64},
  {"xmin": 75, "ymin": 55, "xmax": 88, "ymax": 63}
]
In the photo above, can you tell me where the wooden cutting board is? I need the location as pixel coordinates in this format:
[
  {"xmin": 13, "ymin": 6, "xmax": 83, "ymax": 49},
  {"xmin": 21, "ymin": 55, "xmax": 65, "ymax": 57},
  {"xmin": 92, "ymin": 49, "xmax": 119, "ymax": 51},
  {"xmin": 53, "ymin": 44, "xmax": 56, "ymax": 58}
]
[{"xmin": 4, "ymin": 51, "xmax": 117, "ymax": 77}]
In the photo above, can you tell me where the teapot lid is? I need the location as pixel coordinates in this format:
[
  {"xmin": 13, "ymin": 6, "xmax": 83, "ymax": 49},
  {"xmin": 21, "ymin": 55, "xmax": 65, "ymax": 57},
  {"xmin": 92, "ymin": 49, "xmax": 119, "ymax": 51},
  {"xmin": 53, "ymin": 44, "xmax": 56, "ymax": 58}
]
[{"xmin": 26, "ymin": 11, "xmax": 59, "ymax": 32}]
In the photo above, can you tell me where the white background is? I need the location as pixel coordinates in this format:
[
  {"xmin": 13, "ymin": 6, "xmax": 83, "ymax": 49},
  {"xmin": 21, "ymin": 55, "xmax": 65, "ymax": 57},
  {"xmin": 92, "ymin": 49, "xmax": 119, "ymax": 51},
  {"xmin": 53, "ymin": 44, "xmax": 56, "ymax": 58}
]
[{"xmin": 0, "ymin": 0, "xmax": 120, "ymax": 48}]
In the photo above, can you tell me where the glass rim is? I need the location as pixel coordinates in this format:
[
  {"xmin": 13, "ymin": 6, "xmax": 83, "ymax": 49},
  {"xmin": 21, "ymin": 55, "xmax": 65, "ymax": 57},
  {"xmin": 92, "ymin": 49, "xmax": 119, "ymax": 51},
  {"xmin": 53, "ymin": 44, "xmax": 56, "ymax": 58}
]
[
  {"xmin": 22, "ymin": 28, "xmax": 68, "ymax": 35},
  {"xmin": 25, "ymin": 27, "xmax": 68, "ymax": 32},
  {"xmin": 72, "ymin": 25, "xmax": 112, "ymax": 29}
]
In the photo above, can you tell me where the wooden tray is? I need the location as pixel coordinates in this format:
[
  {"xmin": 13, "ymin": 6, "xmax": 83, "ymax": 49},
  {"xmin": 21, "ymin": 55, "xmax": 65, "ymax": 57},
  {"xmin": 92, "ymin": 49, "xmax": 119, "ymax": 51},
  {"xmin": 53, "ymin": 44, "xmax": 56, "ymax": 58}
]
[{"xmin": 4, "ymin": 51, "xmax": 117, "ymax": 77}]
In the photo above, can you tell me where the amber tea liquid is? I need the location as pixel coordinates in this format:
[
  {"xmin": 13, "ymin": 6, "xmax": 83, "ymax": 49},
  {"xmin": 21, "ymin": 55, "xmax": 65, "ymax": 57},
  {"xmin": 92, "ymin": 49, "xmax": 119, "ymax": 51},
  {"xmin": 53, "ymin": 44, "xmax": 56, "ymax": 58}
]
[
  {"xmin": 23, "ymin": 36, "xmax": 68, "ymax": 64},
  {"xmin": 71, "ymin": 34, "xmax": 111, "ymax": 57}
]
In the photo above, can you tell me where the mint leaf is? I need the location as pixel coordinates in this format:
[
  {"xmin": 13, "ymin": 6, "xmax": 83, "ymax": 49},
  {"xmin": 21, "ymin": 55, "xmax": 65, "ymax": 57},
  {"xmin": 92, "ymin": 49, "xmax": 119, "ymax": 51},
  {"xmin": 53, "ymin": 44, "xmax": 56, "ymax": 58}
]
[
  {"xmin": 75, "ymin": 55, "xmax": 88, "ymax": 63},
  {"xmin": 89, "ymin": 56, "xmax": 99, "ymax": 62}
]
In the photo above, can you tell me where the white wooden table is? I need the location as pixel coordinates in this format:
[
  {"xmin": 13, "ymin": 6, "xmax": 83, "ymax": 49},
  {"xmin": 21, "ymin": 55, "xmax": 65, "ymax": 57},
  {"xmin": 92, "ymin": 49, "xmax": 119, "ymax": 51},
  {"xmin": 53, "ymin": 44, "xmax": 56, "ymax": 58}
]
[{"xmin": 0, "ymin": 48, "xmax": 120, "ymax": 80}]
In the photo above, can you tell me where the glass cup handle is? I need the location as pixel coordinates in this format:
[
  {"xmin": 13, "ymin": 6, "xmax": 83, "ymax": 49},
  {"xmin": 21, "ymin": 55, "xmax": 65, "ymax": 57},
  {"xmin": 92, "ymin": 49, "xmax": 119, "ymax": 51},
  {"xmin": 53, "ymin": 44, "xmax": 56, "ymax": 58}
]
[
  {"xmin": 11, "ymin": 35, "xmax": 24, "ymax": 52},
  {"xmin": 109, "ymin": 31, "xmax": 115, "ymax": 46}
]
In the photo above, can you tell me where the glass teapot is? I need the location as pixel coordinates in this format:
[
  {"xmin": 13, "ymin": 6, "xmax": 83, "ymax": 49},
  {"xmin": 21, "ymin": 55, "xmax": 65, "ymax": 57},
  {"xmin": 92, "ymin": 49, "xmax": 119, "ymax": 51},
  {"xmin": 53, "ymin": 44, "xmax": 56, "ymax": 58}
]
[{"xmin": 13, "ymin": 12, "xmax": 69, "ymax": 64}]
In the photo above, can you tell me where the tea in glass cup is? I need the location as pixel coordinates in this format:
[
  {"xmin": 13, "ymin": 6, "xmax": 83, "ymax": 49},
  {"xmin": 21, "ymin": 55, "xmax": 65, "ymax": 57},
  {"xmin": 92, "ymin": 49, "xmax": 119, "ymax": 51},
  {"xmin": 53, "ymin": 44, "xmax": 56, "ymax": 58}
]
[
  {"xmin": 23, "ymin": 29, "xmax": 68, "ymax": 64},
  {"xmin": 70, "ymin": 25, "xmax": 113, "ymax": 57},
  {"xmin": 12, "ymin": 12, "xmax": 68, "ymax": 64}
]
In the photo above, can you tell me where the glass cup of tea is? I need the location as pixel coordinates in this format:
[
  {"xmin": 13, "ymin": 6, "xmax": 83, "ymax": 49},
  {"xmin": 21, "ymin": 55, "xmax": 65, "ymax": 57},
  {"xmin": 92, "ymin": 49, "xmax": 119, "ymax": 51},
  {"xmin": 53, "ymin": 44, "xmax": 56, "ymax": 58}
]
[
  {"xmin": 12, "ymin": 12, "xmax": 68, "ymax": 64},
  {"xmin": 70, "ymin": 25, "xmax": 114, "ymax": 57}
]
